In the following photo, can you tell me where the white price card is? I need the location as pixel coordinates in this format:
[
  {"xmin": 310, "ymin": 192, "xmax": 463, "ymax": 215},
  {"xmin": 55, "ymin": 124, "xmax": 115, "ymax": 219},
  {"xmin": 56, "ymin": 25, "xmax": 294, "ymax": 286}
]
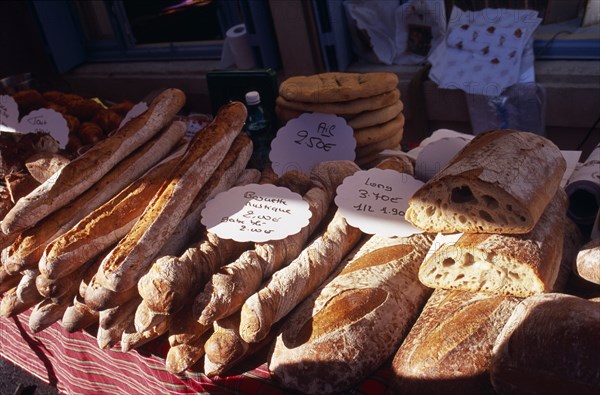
[
  {"xmin": 0, "ymin": 95, "xmax": 19, "ymax": 132},
  {"xmin": 201, "ymin": 184, "xmax": 312, "ymax": 242},
  {"xmin": 19, "ymin": 108, "xmax": 69, "ymax": 148},
  {"xmin": 414, "ymin": 137, "xmax": 469, "ymax": 182},
  {"xmin": 335, "ymin": 168, "xmax": 425, "ymax": 237},
  {"xmin": 269, "ymin": 112, "xmax": 356, "ymax": 176}
]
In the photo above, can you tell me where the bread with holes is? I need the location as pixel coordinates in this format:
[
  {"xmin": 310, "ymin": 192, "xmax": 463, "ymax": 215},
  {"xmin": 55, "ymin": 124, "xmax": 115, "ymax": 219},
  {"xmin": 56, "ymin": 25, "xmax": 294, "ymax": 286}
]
[
  {"xmin": 417, "ymin": 190, "xmax": 567, "ymax": 297},
  {"xmin": 405, "ymin": 130, "xmax": 566, "ymax": 234}
]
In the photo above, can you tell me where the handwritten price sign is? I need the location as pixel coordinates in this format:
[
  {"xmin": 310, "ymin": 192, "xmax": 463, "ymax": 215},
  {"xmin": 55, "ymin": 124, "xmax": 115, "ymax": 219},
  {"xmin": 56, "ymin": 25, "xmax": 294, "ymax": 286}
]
[
  {"xmin": 270, "ymin": 112, "xmax": 355, "ymax": 176},
  {"xmin": 335, "ymin": 168, "xmax": 425, "ymax": 237},
  {"xmin": 201, "ymin": 184, "xmax": 311, "ymax": 242}
]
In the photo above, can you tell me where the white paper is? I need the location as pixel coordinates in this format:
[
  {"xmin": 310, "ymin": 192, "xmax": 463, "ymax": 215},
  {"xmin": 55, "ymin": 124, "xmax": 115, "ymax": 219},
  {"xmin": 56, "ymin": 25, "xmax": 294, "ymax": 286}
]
[{"xmin": 428, "ymin": 7, "xmax": 542, "ymax": 95}]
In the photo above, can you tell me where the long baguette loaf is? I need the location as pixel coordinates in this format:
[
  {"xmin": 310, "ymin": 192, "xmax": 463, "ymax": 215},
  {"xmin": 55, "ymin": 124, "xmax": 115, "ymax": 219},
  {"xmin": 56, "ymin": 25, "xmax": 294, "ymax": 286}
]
[
  {"xmin": 96, "ymin": 102, "xmax": 247, "ymax": 292},
  {"xmin": 405, "ymin": 130, "xmax": 566, "ymax": 234},
  {"xmin": 16, "ymin": 269, "xmax": 41, "ymax": 305},
  {"xmin": 490, "ymin": 293, "xmax": 600, "ymax": 394},
  {"xmin": 195, "ymin": 162, "xmax": 359, "ymax": 326},
  {"xmin": 96, "ymin": 295, "xmax": 141, "ymax": 349},
  {"xmin": 0, "ymin": 287, "xmax": 41, "ymax": 317},
  {"xmin": 0, "ymin": 267, "xmax": 21, "ymax": 294},
  {"xmin": 121, "ymin": 316, "xmax": 171, "ymax": 353},
  {"xmin": 239, "ymin": 209, "xmax": 364, "ymax": 344},
  {"xmin": 62, "ymin": 294, "xmax": 99, "ymax": 333},
  {"xmin": 29, "ymin": 298, "xmax": 70, "ymax": 333},
  {"xmin": 39, "ymin": 144, "xmax": 186, "ymax": 280},
  {"xmin": 2, "ymin": 121, "xmax": 186, "ymax": 274},
  {"xmin": 83, "ymin": 273, "xmax": 139, "ymax": 312},
  {"xmin": 155, "ymin": 134, "xmax": 254, "ymax": 258},
  {"xmin": 165, "ymin": 306, "xmax": 213, "ymax": 373},
  {"xmin": 2, "ymin": 88, "xmax": 186, "ymax": 234},
  {"xmin": 391, "ymin": 289, "xmax": 520, "ymax": 395},
  {"xmin": 269, "ymin": 233, "xmax": 435, "ymax": 394},
  {"xmin": 135, "ymin": 132, "xmax": 253, "ymax": 318},
  {"xmin": 418, "ymin": 189, "xmax": 568, "ymax": 297}
]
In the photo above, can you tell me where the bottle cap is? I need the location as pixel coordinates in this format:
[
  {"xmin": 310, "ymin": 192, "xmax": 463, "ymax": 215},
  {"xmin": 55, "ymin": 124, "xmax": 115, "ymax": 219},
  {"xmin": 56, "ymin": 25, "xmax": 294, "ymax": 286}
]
[{"xmin": 245, "ymin": 91, "xmax": 261, "ymax": 105}]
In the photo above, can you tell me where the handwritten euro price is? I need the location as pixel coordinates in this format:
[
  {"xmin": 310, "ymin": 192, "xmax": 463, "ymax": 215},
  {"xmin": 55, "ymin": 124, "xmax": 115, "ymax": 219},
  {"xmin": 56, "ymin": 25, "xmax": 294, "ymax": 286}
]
[
  {"xmin": 294, "ymin": 122, "xmax": 337, "ymax": 152},
  {"xmin": 358, "ymin": 189, "xmax": 402, "ymax": 203}
]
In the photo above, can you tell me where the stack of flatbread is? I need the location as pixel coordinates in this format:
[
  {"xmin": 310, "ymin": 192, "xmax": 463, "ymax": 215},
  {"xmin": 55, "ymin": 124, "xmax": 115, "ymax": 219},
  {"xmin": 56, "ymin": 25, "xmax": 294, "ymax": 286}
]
[{"xmin": 276, "ymin": 72, "xmax": 404, "ymax": 167}]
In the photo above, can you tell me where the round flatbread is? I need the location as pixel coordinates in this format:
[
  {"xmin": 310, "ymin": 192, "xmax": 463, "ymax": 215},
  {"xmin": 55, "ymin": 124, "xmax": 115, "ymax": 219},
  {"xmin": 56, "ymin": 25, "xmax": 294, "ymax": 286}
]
[
  {"xmin": 354, "ymin": 113, "xmax": 405, "ymax": 147},
  {"xmin": 348, "ymin": 100, "xmax": 404, "ymax": 130},
  {"xmin": 356, "ymin": 127, "xmax": 403, "ymax": 158},
  {"xmin": 276, "ymin": 89, "xmax": 400, "ymax": 115},
  {"xmin": 279, "ymin": 72, "xmax": 399, "ymax": 103}
]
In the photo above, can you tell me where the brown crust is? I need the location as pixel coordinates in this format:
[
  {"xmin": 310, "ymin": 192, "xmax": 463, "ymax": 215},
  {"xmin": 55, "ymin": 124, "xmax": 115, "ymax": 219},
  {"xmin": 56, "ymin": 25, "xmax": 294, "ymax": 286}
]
[
  {"xmin": 276, "ymin": 89, "xmax": 400, "ymax": 115},
  {"xmin": 279, "ymin": 72, "xmax": 399, "ymax": 103}
]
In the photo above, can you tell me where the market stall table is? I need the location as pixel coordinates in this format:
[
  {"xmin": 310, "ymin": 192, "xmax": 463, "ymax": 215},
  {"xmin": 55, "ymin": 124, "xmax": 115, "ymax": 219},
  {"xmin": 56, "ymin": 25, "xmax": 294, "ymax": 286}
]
[{"xmin": 0, "ymin": 309, "xmax": 394, "ymax": 394}]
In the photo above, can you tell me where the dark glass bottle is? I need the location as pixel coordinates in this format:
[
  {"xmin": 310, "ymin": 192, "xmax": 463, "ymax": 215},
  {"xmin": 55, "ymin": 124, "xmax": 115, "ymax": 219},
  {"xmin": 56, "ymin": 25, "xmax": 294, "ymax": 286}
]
[{"xmin": 244, "ymin": 91, "xmax": 272, "ymax": 171}]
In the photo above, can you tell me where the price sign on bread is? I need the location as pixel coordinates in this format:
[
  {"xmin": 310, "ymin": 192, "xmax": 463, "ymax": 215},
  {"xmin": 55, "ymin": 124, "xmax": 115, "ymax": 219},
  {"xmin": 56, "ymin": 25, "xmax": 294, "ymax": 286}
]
[
  {"xmin": 335, "ymin": 168, "xmax": 424, "ymax": 237},
  {"xmin": 201, "ymin": 183, "xmax": 311, "ymax": 242},
  {"xmin": 269, "ymin": 112, "xmax": 355, "ymax": 176}
]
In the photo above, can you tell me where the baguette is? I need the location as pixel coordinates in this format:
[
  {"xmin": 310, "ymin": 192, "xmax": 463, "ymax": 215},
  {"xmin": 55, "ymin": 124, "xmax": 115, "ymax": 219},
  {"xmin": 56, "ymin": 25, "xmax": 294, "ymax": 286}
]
[
  {"xmin": 96, "ymin": 295, "xmax": 141, "ymax": 349},
  {"xmin": 155, "ymin": 133, "xmax": 254, "ymax": 257},
  {"xmin": 29, "ymin": 298, "xmax": 70, "ymax": 333},
  {"xmin": 134, "ymin": 299, "xmax": 168, "ymax": 333},
  {"xmin": 0, "ymin": 267, "xmax": 21, "ymax": 294},
  {"xmin": 121, "ymin": 315, "xmax": 171, "ymax": 353},
  {"xmin": 0, "ymin": 286, "xmax": 41, "ymax": 317},
  {"xmin": 2, "ymin": 121, "xmax": 186, "ymax": 274},
  {"xmin": 239, "ymin": 209, "xmax": 364, "ymax": 344},
  {"xmin": 61, "ymin": 294, "xmax": 99, "ymax": 332},
  {"xmin": 16, "ymin": 269, "xmax": 41, "ymax": 305},
  {"xmin": 195, "ymin": 162, "xmax": 358, "ymax": 326},
  {"xmin": 2, "ymin": 88, "xmax": 186, "ymax": 234},
  {"xmin": 405, "ymin": 130, "xmax": 566, "ymax": 234},
  {"xmin": 165, "ymin": 306, "xmax": 212, "ymax": 373},
  {"xmin": 391, "ymin": 289, "xmax": 520, "ymax": 395},
  {"xmin": 83, "ymin": 273, "xmax": 139, "ymax": 311},
  {"xmin": 135, "ymin": 133, "xmax": 253, "ymax": 319},
  {"xmin": 39, "ymin": 144, "xmax": 185, "ymax": 280},
  {"xmin": 490, "ymin": 293, "xmax": 600, "ymax": 395},
  {"xmin": 97, "ymin": 102, "xmax": 247, "ymax": 292},
  {"xmin": 418, "ymin": 190, "xmax": 567, "ymax": 297},
  {"xmin": 269, "ymin": 233, "xmax": 435, "ymax": 394}
]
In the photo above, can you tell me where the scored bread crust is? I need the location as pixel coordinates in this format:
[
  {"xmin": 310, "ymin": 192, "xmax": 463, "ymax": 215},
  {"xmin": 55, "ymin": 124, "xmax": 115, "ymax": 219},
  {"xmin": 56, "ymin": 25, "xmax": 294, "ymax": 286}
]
[
  {"xmin": 269, "ymin": 233, "xmax": 435, "ymax": 395},
  {"xmin": 418, "ymin": 190, "xmax": 568, "ymax": 297},
  {"xmin": 391, "ymin": 289, "xmax": 520, "ymax": 395},
  {"xmin": 574, "ymin": 238, "xmax": 600, "ymax": 285},
  {"xmin": 405, "ymin": 130, "xmax": 566, "ymax": 234},
  {"xmin": 1, "ymin": 88, "xmax": 186, "ymax": 234}
]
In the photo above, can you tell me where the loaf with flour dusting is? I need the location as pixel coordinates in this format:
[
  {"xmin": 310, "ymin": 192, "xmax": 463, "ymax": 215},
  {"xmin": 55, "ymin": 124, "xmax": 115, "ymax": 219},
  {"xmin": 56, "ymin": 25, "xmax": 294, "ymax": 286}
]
[
  {"xmin": 405, "ymin": 130, "xmax": 566, "ymax": 234},
  {"xmin": 418, "ymin": 190, "xmax": 567, "ymax": 297}
]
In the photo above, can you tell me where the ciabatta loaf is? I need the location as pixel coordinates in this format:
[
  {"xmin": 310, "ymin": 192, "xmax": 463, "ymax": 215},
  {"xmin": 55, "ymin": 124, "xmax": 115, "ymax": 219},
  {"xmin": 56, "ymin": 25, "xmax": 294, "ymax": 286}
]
[
  {"xmin": 418, "ymin": 190, "xmax": 567, "ymax": 297},
  {"xmin": 391, "ymin": 289, "xmax": 520, "ymax": 395},
  {"xmin": 491, "ymin": 293, "xmax": 600, "ymax": 395},
  {"xmin": 575, "ymin": 238, "xmax": 600, "ymax": 285},
  {"xmin": 405, "ymin": 130, "xmax": 566, "ymax": 234},
  {"xmin": 269, "ymin": 233, "xmax": 434, "ymax": 394},
  {"xmin": 2, "ymin": 88, "xmax": 186, "ymax": 234}
]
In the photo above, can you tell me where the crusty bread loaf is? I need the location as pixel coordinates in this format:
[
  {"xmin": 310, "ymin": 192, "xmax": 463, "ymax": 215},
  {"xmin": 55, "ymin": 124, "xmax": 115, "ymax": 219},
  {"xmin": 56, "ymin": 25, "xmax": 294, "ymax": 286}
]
[
  {"xmin": 2, "ymin": 121, "xmax": 186, "ymax": 275},
  {"xmin": 490, "ymin": 293, "xmax": 600, "ymax": 395},
  {"xmin": 96, "ymin": 295, "xmax": 141, "ymax": 349},
  {"xmin": 165, "ymin": 306, "xmax": 213, "ymax": 373},
  {"xmin": 405, "ymin": 130, "xmax": 566, "ymax": 234},
  {"xmin": 391, "ymin": 289, "xmax": 520, "ymax": 395},
  {"xmin": 574, "ymin": 238, "xmax": 600, "ymax": 285},
  {"xmin": 418, "ymin": 190, "xmax": 567, "ymax": 297},
  {"xmin": 239, "ymin": 209, "xmax": 364, "ymax": 344},
  {"xmin": 39, "ymin": 145, "xmax": 185, "ymax": 281},
  {"xmin": 16, "ymin": 269, "xmax": 41, "ymax": 305},
  {"xmin": 61, "ymin": 294, "xmax": 99, "ymax": 333},
  {"xmin": 97, "ymin": 102, "xmax": 247, "ymax": 292},
  {"xmin": 2, "ymin": 88, "xmax": 186, "ymax": 234},
  {"xmin": 0, "ymin": 287, "xmax": 41, "ymax": 317},
  {"xmin": 0, "ymin": 267, "xmax": 21, "ymax": 294},
  {"xmin": 269, "ymin": 233, "xmax": 434, "ymax": 394},
  {"xmin": 121, "ymin": 315, "xmax": 171, "ymax": 353},
  {"xmin": 29, "ymin": 298, "xmax": 69, "ymax": 333}
]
